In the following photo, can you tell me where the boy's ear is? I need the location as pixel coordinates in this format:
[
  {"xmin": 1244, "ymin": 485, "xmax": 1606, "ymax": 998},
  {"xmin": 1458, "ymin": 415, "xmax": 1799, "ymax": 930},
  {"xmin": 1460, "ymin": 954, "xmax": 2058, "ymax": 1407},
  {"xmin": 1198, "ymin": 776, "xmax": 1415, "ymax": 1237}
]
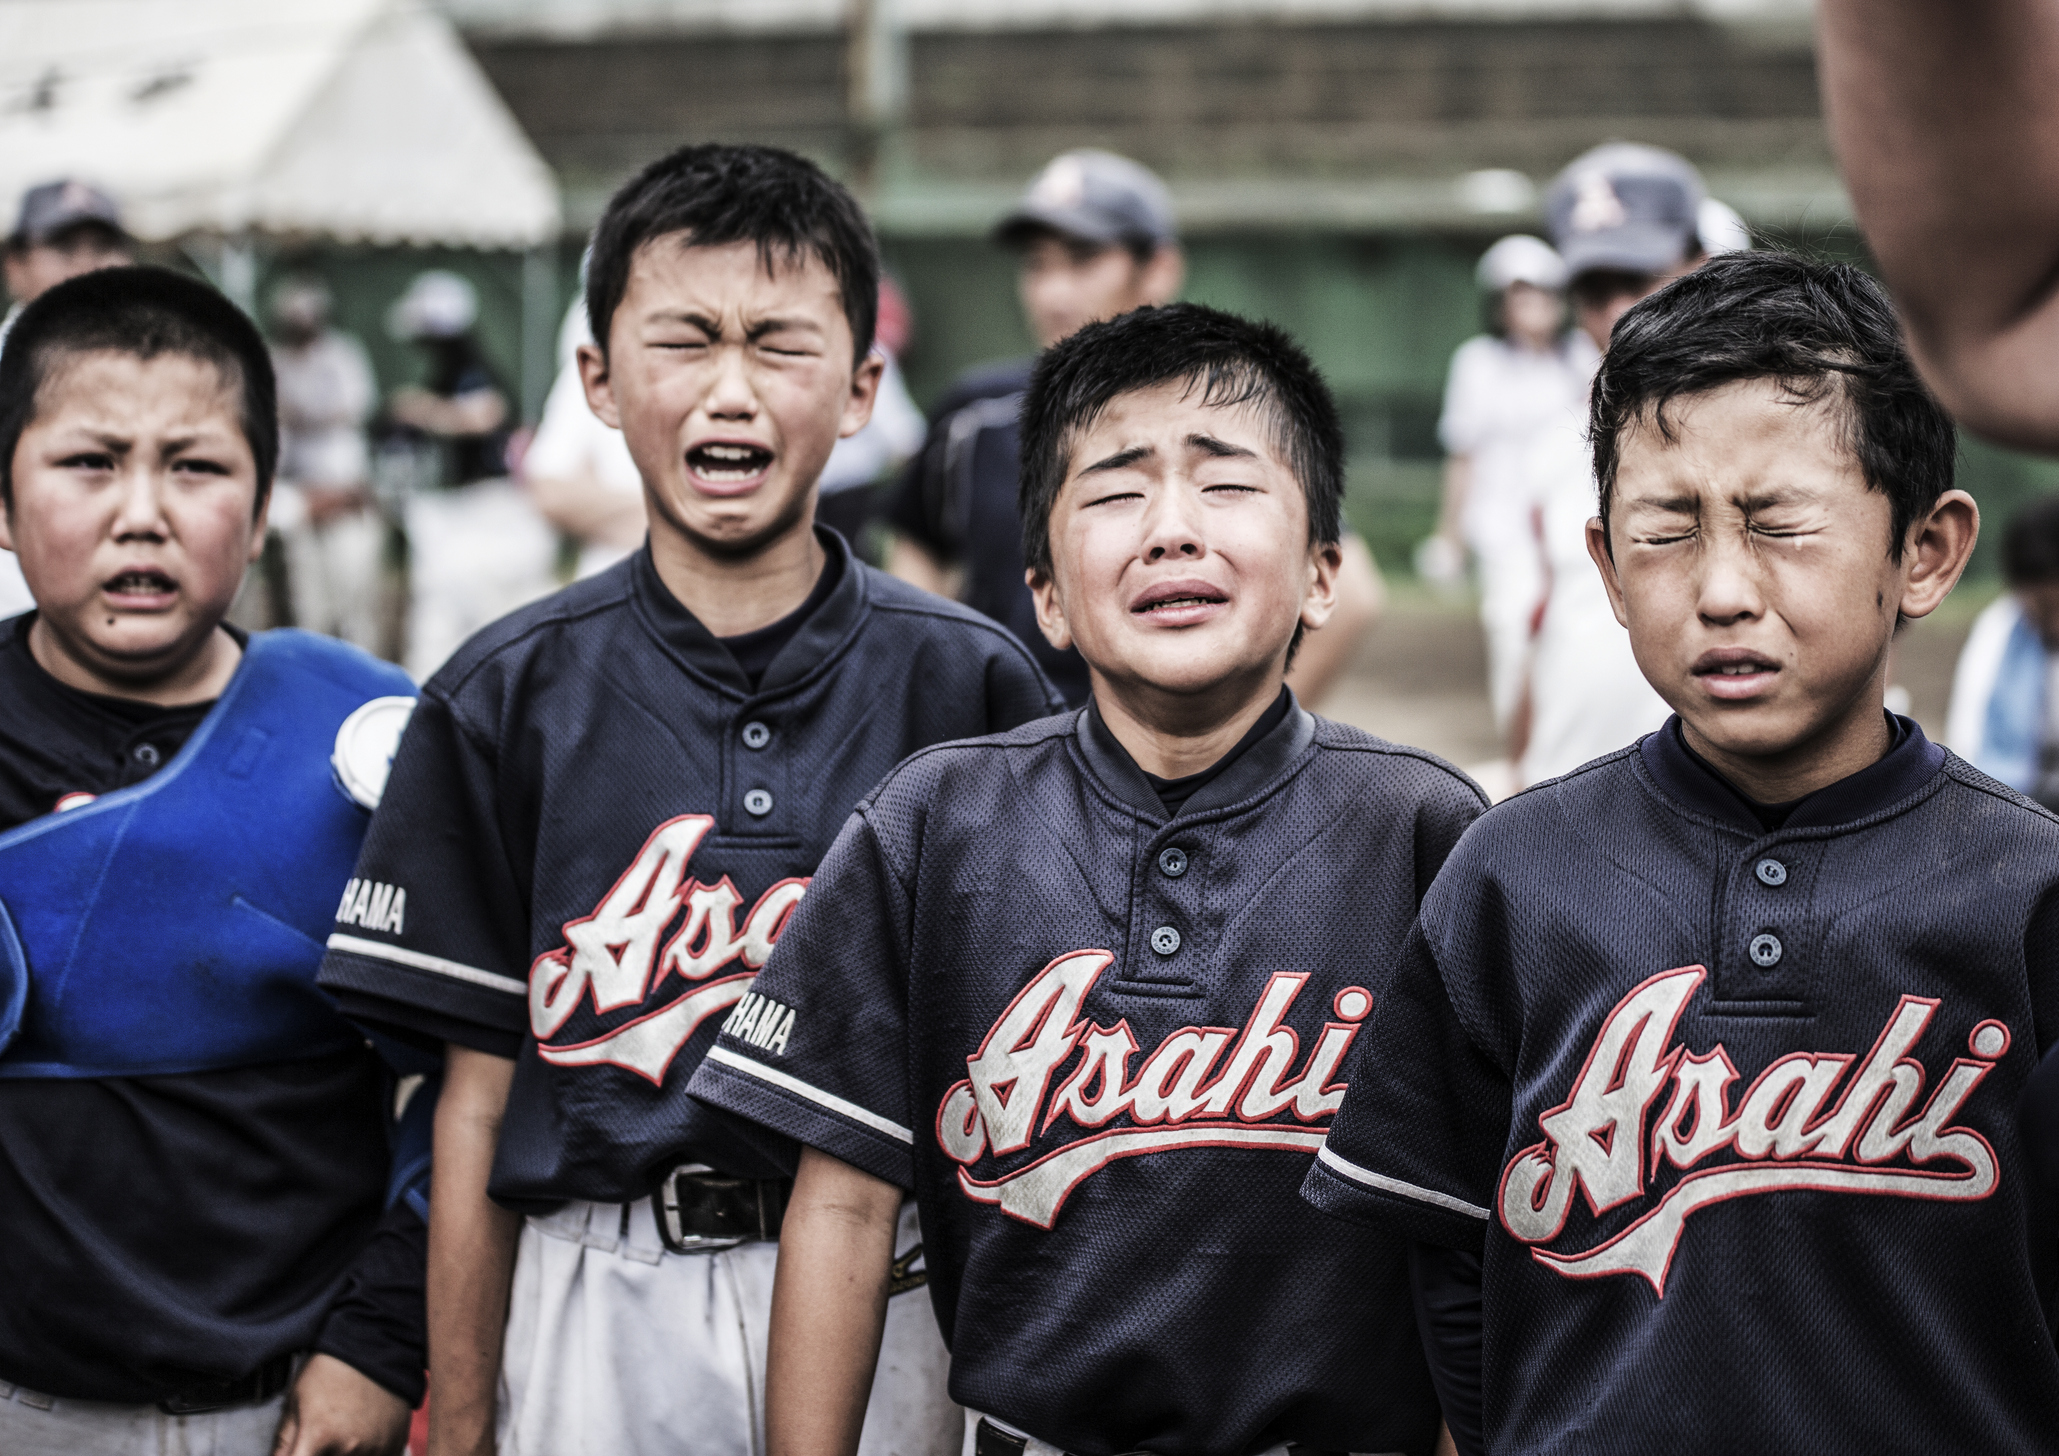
[
  {"xmin": 1586, "ymin": 515, "xmax": 1632, "ymax": 629},
  {"xmin": 839, "ymin": 352, "xmax": 886, "ymax": 441},
  {"xmin": 246, "ymin": 486, "xmax": 272, "ymax": 564},
  {"xmin": 1026, "ymin": 566, "xmax": 1076, "ymax": 652},
  {"xmin": 1898, "ymin": 488, "xmax": 1980, "ymax": 622},
  {"xmin": 577, "ymin": 341, "xmax": 620, "ymax": 430},
  {"xmin": 1298, "ymin": 540, "xmax": 1344, "ymax": 633}
]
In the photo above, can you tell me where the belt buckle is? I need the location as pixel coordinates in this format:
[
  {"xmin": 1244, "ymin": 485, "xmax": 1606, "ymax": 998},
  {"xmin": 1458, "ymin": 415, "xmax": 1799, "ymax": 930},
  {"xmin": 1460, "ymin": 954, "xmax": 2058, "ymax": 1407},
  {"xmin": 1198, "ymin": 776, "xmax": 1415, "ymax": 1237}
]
[{"xmin": 653, "ymin": 1163, "xmax": 755, "ymax": 1254}]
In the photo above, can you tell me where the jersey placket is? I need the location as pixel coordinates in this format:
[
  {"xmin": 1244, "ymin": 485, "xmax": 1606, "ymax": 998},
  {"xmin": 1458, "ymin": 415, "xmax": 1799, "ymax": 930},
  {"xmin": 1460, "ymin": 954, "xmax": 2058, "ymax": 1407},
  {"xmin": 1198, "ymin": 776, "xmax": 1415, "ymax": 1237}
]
[
  {"xmin": 1121, "ymin": 816, "xmax": 1210, "ymax": 997},
  {"xmin": 1707, "ymin": 832, "xmax": 1828, "ymax": 1010}
]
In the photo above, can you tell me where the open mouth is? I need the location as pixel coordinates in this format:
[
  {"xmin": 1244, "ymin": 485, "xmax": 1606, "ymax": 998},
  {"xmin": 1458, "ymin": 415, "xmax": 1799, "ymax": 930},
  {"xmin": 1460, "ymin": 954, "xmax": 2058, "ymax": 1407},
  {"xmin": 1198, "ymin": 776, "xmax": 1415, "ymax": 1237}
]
[
  {"xmin": 102, "ymin": 567, "xmax": 177, "ymax": 602},
  {"xmin": 686, "ymin": 441, "xmax": 774, "ymax": 487},
  {"xmin": 1130, "ymin": 578, "xmax": 1230, "ymax": 624},
  {"xmin": 1692, "ymin": 648, "xmax": 1781, "ymax": 699}
]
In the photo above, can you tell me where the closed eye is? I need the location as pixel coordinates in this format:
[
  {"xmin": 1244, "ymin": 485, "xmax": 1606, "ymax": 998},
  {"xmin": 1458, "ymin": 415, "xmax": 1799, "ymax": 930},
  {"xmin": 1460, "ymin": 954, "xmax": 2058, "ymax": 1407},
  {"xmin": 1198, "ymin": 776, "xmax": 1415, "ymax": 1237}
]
[
  {"xmin": 171, "ymin": 456, "xmax": 233, "ymax": 476},
  {"xmin": 1082, "ymin": 488, "xmax": 1145, "ymax": 508},
  {"xmin": 58, "ymin": 451, "xmax": 116, "ymax": 471}
]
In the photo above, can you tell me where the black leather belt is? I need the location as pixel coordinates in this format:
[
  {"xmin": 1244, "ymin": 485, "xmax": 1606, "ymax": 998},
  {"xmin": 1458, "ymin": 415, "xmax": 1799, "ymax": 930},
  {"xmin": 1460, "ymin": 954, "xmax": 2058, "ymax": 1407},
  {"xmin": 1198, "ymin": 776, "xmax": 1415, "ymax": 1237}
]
[
  {"xmin": 652, "ymin": 1164, "xmax": 790, "ymax": 1253},
  {"xmin": 975, "ymin": 1418, "xmax": 1344, "ymax": 1456},
  {"xmin": 156, "ymin": 1352, "xmax": 296, "ymax": 1415}
]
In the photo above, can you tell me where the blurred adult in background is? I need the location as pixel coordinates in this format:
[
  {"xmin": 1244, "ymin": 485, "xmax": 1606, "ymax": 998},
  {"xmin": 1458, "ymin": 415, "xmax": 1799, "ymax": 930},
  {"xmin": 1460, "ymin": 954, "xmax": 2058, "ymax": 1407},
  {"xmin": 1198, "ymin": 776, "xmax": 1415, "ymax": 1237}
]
[
  {"xmin": 0, "ymin": 180, "xmax": 132, "ymax": 619},
  {"xmin": 269, "ymin": 278, "xmax": 384, "ymax": 653},
  {"xmin": 1817, "ymin": 0, "xmax": 2059, "ymax": 453},
  {"xmin": 384, "ymin": 269, "xmax": 557, "ymax": 679},
  {"xmin": 885, "ymin": 148, "xmax": 1382, "ymax": 707},
  {"xmin": 1422, "ymin": 235, "xmax": 1594, "ymax": 730},
  {"xmin": 1948, "ymin": 495, "xmax": 2059, "ymax": 807},
  {"xmin": 526, "ymin": 276, "xmax": 925, "ymax": 576},
  {"xmin": 1515, "ymin": 143, "xmax": 1728, "ymax": 787}
]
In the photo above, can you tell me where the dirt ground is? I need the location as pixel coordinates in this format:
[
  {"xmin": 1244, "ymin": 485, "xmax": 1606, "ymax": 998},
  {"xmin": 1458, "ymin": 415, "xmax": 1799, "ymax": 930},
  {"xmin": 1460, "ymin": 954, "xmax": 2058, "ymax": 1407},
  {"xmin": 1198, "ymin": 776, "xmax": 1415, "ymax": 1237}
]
[{"xmin": 1317, "ymin": 581, "xmax": 1996, "ymax": 787}]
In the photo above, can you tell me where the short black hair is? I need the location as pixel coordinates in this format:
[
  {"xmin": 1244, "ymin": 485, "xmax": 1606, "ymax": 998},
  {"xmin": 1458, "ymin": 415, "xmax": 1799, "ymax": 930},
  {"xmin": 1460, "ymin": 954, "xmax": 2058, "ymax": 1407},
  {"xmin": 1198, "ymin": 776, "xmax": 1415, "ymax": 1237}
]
[
  {"xmin": 1591, "ymin": 251, "xmax": 1955, "ymax": 558},
  {"xmin": 586, "ymin": 143, "xmax": 879, "ymax": 363},
  {"xmin": 1019, "ymin": 303, "xmax": 1344, "ymax": 582},
  {"xmin": 0, "ymin": 265, "xmax": 277, "ymax": 515},
  {"xmin": 2004, "ymin": 495, "xmax": 2059, "ymax": 586}
]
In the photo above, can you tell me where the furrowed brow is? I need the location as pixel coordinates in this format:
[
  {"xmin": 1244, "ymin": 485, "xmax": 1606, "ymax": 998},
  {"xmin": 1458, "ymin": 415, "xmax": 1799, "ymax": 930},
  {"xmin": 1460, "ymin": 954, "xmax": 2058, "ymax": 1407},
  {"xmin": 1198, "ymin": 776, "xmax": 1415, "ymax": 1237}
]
[
  {"xmin": 747, "ymin": 316, "xmax": 825, "ymax": 340},
  {"xmin": 1187, "ymin": 433, "xmax": 1257, "ymax": 459},
  {"xmin": 1080, "ymin": 444, "xmax": 1153, "ymax": 475}
]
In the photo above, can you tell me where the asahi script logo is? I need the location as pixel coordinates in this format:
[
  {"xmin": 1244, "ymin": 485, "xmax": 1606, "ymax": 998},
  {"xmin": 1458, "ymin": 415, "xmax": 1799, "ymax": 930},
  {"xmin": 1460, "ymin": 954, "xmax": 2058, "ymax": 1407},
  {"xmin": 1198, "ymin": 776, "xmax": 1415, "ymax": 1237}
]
[
  {"xmin": 936, "ymin": 951, "xmax": 1373, "ymax": 1228},
  {"xmin": 1501, "ymin": 966, "xmax": 2007, "ymax": 1295},
  {"xmin": 528, "ymin": 815, "xmax": 806, "ymax": 1085}
]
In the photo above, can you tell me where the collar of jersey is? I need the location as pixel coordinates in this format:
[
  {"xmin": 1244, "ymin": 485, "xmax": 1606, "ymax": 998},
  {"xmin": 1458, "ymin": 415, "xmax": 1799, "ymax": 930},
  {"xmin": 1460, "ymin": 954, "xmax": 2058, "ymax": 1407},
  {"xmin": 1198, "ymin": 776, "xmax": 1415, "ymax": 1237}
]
[
  {"xmin": 629, "ymin": 524, "xmax": 864, "ymax": 697},
  {"xmin": 1075, "ymin": 688, "xmax": 1316, "ymax": 822},
  {"xmin": 1637, "ymin": 711, "xmax": 1945, "ymax": 835}
]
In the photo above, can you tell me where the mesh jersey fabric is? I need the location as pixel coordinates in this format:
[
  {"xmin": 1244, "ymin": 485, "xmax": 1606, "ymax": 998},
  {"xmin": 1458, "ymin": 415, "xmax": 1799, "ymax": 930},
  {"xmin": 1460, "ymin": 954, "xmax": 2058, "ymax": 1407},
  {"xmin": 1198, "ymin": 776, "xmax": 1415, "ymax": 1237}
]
[
  {"xmin": 688, "ymin": 699, "xmax": 1486, "ymax": 1456},
  {"xmin": 317, "ymin": 528, "xmax": 1061, "ymax": 1207},
  {"xmin": 1304, "ymin": 716, "xmax": 2059, "ymax": 1454}
]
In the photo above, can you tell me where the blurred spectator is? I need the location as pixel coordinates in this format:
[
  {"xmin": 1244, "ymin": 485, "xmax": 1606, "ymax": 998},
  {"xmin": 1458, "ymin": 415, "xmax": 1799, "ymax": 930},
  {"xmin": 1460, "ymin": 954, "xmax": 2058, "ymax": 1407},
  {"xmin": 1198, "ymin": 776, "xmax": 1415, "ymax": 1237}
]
[
  {"xmin": 385, "ymin": 269, "xmax": 557, "ymax": 679},
  {"xmin": 0, "ymin": 179, "xmax": 132, "ymax": 618},
  {"xmin": 885, "ymin": 148, "xmax": 1382, "ymax": 707},
  {"xmin": 523, "ymin": 296, "xmax": 647, "ymax": 578},
  {"xmin": 268, "ymin": 277, "xmax": 385, "ymax": 652},
  {"xmin": 1515, "ymin": 144, "xmax": 1719, "ymax": 786},
  {"xmin": 1948, "ymin": 495, "xmax": 2059, "ymax": 806},
  {"xmin": 526, "ymin": 277, "xmax": 924, "ymax": 577},
  {"xmin": 814, "ymin": 276, "xmax": 926, "ymax": 548},
  {"xmin": 1422, "ymin": 235, "xmax": 1595, "ymax": 729}
]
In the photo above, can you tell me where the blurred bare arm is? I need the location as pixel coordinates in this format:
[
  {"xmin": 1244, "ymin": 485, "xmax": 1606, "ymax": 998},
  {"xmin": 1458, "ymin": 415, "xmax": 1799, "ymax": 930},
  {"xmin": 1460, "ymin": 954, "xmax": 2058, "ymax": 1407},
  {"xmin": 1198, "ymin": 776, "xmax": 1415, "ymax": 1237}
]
[
  {"xmin": 885, "ymin": 532, "xmax": 959, "ymax": 599},
  {"xmin": 1287, "ymin": 532, "xmax": 1384, "ymax": 710},
  {"xmin": 1435, "ymin": 455, "xmax": 1472, "ymax": 549},
  {"xmin": 426, "ymin": 1046, "xmax": 521, "ymax": 1456},
  {"xmin": 1818, "ymin": 0, "xmax": 2059, "ymax": 448},
  {"xmin": 766, "ymin": 1147, "xmax": 901, "ymax": 1456},
  {"xmin": 391, "ymin": 388, "xmax": 508, "ymax": 439},
  {"xmin": 527, "ymin": 467, "xmax": 647, "ymax": 552}
]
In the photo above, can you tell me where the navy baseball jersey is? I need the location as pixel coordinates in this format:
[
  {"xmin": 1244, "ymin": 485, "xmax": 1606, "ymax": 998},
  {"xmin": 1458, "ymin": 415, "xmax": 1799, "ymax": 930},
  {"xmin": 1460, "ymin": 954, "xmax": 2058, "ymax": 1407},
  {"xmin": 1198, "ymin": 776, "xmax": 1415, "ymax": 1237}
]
[
  {"xmin": 688, "ymin": 699, "xmax": 1484, "ymax": 1456},
  {"xmin": 318, "ymin": 532, "xmax": 1060, "ymax": 1206},
  {"xmin": 1303, "ymin": 717, "xmax": 2059, "ymax": 1453}
]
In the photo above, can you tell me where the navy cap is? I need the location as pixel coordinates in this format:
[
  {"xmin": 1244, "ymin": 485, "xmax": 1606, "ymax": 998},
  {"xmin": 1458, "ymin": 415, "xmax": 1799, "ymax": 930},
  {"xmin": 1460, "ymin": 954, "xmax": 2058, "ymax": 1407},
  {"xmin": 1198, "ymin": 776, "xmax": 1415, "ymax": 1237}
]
[
  {"xmin": 995, "ymin": 150, "xmax": 1177, "ymax": 251},
  {"xmin": 12, "ymin": 179, "xmax": 124, "ymax": 247},
  {"xmin": 1545, "ymin": 144, "xmax": 1705, "ymax": 279}
]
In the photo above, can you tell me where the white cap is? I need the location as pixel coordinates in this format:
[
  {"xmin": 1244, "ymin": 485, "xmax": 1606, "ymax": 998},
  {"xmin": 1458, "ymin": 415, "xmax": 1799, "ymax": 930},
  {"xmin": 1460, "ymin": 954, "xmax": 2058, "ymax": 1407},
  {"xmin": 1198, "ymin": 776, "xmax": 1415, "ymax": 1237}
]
[
  {"xmin": 1475, "ymin": 235, "xmax": 1568, "ymax": 293},
  {"xmin": 1698, "ymin": 197, "xmax": 1752, "ymax": 257},
  {"xmin": 388, "ymin": 270, "xmax": 478, "ymax": 341}
]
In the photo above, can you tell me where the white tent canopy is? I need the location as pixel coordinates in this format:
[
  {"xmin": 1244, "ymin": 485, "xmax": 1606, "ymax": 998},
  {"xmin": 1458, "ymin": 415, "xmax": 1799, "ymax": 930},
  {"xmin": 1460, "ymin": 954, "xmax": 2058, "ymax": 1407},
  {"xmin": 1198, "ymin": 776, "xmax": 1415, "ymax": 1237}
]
[{"xmin": 0, "ymin": 0, "xmax": 560, "ymax": 248}]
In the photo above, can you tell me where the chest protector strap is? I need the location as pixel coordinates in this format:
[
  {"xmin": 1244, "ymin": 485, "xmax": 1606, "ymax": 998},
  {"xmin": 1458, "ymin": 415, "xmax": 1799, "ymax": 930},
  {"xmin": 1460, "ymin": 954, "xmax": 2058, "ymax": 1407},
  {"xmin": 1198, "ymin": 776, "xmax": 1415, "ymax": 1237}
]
[{"xmin": 0, "ymin": 630, "xmax": 415, "ymax": 1078}]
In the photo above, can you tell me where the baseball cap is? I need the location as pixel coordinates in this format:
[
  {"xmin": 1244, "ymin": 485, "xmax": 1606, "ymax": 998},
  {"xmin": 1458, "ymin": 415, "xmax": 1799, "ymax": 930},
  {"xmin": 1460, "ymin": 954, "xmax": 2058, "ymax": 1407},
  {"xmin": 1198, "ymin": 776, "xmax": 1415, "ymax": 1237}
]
[
  {"xmin": 11, "ymin": 179, "xmax": 124, "ymax": 248},
  {"xmin": 387, "ymin": 270, "xmax": 478, "ymax": 340},
  {"xmin": 1544, "ymin": 144, "xmax": 1706, "ymax": 279},
  {"xmin": 995, "ymin": 150, "xmax": 1177, "ymax": 252},
  {"xmin": 1475, "ymin": 235, "xmax": 1568, "ymax": 293},
  {"xmin": 1697, "ymin": 197, "xmax": 1753, "ymax": 257}
]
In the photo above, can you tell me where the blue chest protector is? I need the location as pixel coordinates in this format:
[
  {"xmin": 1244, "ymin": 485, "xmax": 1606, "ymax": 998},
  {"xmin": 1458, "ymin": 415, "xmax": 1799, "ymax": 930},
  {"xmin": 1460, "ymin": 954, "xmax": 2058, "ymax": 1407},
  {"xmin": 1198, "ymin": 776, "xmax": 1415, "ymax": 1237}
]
[{"xmin": 0, "ymin": 630, "xmax": 415, "ymax": 1081}]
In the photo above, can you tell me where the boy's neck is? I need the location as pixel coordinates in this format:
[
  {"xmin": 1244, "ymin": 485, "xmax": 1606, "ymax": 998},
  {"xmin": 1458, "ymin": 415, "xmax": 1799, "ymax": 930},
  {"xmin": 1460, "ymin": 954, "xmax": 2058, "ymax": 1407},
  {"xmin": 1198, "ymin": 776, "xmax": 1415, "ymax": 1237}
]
[
  {"xmin": 648, "ymin": 512, "xmax": 828, "ymax": 639},
  {"xmin": 1678, "ymin": 685, "xmax": 1895, "ymax": 805},
  {"xmin": 1091, "ymin": 666, "xmax": 1286, "ymax": 780},
  {"xmin": 28, "ymin": 617, "xmax": 242, "ymax": 707}
]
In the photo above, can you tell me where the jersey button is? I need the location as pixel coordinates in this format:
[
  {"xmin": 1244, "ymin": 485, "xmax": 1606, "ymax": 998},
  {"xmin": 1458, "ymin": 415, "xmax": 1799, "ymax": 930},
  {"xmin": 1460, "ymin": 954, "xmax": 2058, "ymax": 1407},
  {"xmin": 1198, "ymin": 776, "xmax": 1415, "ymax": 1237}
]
[
  {"xmin": 743, "ymin": 788, "xmax": 774, "ymax": 817},
  {"xmin": 1157, "ymin": 846, "xmax": 1188, "ymax": 878},
  {"xmin": 1149, "ymin": 925, "xmax": 1181, "ymax": 956},
  {"xmin": 741, "ymin": 721, "xmax": 772, "ymax": 750},
  {"xmin": 1755, "ymin": 858, "xmax": 1788, "ymax": 887},
  {"xmin": 1749, "ymin": 932, "xmax": 1783, "ymax": 968},
  {"xmin": 132, "ymin": 743, "xmax": 160, "ymax": 767}
]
